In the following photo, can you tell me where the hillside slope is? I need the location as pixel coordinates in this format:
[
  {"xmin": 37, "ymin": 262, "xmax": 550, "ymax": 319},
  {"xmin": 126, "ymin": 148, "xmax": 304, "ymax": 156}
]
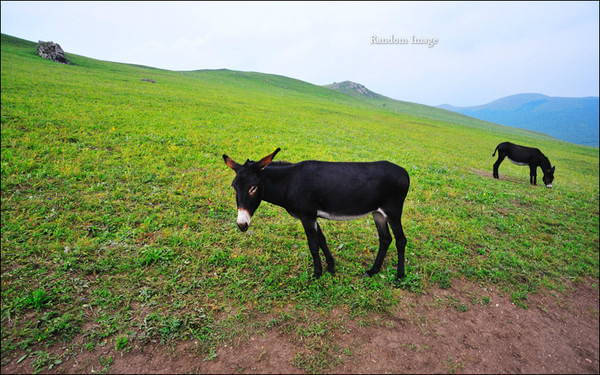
[{"xmin": 439, "ymin": 93, "xmax": 600, "ymax": 147}]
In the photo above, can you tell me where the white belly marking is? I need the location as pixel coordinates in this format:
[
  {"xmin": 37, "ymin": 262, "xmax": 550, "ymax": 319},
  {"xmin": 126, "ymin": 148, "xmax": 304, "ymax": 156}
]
[
  {"xmin": 508, "ymin": 157, "xmax": 528, "ymax": 166},
  {"xmin": 317, "ymin": 208, "xmax": 386, "ymax": 221}
]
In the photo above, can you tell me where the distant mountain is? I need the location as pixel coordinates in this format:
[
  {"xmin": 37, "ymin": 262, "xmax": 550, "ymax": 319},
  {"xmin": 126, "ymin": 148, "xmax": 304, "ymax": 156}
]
[
  {"xmin": 325, "ymin": 82, "xmax": 559, "ymax": 140},
  {"xmin": 438, "ymin": 94, "xmax": 599, "ymax": 147}
]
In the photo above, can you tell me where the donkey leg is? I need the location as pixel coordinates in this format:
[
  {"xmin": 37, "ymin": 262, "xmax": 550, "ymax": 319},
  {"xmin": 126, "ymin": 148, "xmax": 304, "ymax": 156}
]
[
  {"xmin": 493, "ymin": 156, "xmax": 504, "ymax": 179},
  {"xmin": 388, "ymin": 215, "xmax": 407, "ymax": 280},
  {"xmin": 316, "ymin": 222, "xmax": 335, "ymax": 274},
  {"xmin": 365, "ymin": 211, "xmax": 392, "ymax": 277},
  {"xmin": 301, "ymin": 218, "xmax": 323, "ymax": 278},
  {"xmin": 529, "ymin": 165, "xmax": 537, "ymax": 185}
]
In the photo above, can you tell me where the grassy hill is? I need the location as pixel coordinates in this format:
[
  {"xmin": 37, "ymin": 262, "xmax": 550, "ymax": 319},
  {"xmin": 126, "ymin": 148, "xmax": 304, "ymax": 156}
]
[{"xmin": 1, "ymin": 33, "xmax": 598, "ymax": 372}]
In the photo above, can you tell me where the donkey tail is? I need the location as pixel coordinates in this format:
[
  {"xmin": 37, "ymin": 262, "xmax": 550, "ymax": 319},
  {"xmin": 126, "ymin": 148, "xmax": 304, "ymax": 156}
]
[{"xmin": 492, "ymin": 145, "xmax": 498, "ymax": 157}]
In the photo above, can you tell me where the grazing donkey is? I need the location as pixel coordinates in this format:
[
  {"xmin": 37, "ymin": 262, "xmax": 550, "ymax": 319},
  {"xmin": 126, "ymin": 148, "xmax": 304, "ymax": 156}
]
[
  {"xmin": 492, "ymin": 141, "xmax": 555, "ymax": 188},
  {"xmin": 223, "ymin": 148, "xmax": 410, "ymax": 281}
]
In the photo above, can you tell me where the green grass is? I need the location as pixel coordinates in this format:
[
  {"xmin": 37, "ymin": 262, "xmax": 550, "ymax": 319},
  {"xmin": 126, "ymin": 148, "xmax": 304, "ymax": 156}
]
[{"xmin": 1, "ymin": 33, "xmax": 599, "ymax": 372}]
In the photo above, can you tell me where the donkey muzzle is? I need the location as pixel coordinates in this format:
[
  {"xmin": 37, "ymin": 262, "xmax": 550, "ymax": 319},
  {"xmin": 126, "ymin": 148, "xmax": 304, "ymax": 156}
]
[{"xmin": 237, "ymin": 208, "xmax": 251, "ymax": 232}]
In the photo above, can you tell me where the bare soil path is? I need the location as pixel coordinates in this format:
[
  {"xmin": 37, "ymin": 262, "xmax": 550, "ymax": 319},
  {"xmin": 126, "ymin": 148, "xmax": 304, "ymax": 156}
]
[{"xmin": 2, "ymin": 278, "xmax": 598, "ymax": 374}]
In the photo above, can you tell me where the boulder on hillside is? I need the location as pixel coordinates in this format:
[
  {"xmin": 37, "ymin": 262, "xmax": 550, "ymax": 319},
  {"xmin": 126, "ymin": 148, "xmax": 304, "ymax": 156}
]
[
  {"xmin": 328, "ymin": 81, "xmax": 376, "ymax": 98},
  {"xmin": 36, "ymin": 41, "xmax": 71, "ymax": 64}
]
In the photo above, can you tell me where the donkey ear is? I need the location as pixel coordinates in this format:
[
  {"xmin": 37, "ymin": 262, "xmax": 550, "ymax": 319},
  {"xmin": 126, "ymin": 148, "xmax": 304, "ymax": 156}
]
[
  {"xmin": 256, "ymin": 148, "xmax": 281, "ymax": 170},
  {"xmin": 223, "ymin": 154, "xmax": 240, "ymax": 171}
]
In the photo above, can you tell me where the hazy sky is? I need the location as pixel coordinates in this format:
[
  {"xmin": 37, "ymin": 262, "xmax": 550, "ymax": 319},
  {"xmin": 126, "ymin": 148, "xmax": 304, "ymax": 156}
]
[{"xmin": 1, "ymin": 1, "xmax": 598, "ymax": 106}]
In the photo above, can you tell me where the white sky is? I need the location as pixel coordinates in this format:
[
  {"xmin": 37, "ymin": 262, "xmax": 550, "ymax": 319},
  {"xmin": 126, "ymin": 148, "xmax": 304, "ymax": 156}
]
[{"xmin": 1, "ymin": 1, "xmax": 598, "ymax": 106}]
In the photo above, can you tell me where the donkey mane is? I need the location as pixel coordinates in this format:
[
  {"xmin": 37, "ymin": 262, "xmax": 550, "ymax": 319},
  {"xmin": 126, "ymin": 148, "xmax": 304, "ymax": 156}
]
[
  {"xmin": 268, "ymin": 161, "xmax": 293, "ymax": 167},
  {"xmin": 241, "ymin": 159, "xmax": 293, "ymax": 168},
  {"xmin": 540, "ymin": 155, "xmax": 552, "ymax": 170}
]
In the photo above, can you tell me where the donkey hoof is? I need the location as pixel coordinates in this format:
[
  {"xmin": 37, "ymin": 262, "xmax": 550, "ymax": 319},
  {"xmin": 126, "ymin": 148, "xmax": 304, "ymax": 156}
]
[
  {"xmin": 395, "ymin": 273, "xmax": 406, "ymax": 283},
  {"xmin": 364, "ymin": 268, "xmax": 379, "ymax": 278}
]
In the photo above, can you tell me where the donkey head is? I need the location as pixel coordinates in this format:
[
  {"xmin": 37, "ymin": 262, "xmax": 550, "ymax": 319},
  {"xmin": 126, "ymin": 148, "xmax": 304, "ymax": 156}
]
[
  {"xmin": 542, "ymin": 166, "xmax": 555, "ymax": 188},
  {"xmin": 223, "ymin": 148, "xmax": 281, "ymax": 231}
]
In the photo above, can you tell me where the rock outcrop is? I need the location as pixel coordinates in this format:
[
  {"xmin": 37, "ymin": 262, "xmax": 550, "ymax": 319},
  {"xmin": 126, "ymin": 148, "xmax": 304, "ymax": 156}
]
[
  {"xmin": 327, "ymin": 81, "xmax": 377, "ymax": 98},
  {"xmin": 36, "ymin": 41, "xmax": 71, "ymax": 64}
]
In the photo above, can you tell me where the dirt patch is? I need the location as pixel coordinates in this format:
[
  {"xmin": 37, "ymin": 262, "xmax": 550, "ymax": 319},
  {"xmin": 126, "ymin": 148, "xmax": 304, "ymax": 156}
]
[
  {"xmin": 332, "ymin": 279, "xmax": 599, "ymax": 374},
  {"xmin": 470, "ymin": 167, "xmax": 526, "ymax": 185},
  {"xmin": 2, "ymin": 278, "xmax": 598, "ymax": 374}
]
